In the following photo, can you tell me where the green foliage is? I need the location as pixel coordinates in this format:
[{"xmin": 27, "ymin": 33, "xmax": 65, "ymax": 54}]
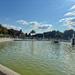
[
  {"xmin": 63, "ymin": 29, "xmax": 74, "ymax": 38},
  {"xmin": 0, "ymin": 34, "xmax": 5, "ymax": 37},
  {"xmin": 32, "ymin": 29, "xmax": 75, "ymax": 40},
  {"xmin": 0, "ymin": 34, "xmax": 11, "ymax": 37},
  {"xmin": 0, "ymin": 24, "xmax": 25, "ymax": 38},
  {"xmin": 0, "ymin": 24, "xmax": 75, "ymax": 40},
  {"xmin": 30, "ymin": 30, "xmax": 36, "ymax": 33}
]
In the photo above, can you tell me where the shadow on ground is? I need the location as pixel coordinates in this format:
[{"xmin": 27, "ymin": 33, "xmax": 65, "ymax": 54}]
[{"xmin": 0, "ymin": 71, "xmax": 6, "ymax": 75}]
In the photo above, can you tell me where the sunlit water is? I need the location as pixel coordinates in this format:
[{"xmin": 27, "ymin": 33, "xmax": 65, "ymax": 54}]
[{"xmin": 0, "ymin": 41, "xmax": 75, "ymax": 75}]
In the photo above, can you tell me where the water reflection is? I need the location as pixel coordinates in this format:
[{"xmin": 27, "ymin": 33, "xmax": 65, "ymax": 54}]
[
  {"xmin": 30, "ymin": 41, "xmax": 34, "ymax": 55},
  {"xmin": 0, "ymin": 41, "xmax": 75, "ymax": 75},
  {"xmin": 0, "ymin": 42, "xmax": 6, "ymax": 51},
  {"xmin": 50, "ymin": 43, "xmax": 61, "ymax": 59},
  {"xmin": 29, "ymin": 41, "xmax": 38, "ymax": 55}
]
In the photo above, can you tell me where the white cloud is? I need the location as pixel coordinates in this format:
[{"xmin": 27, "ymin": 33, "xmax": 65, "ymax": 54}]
[
  {"xmin": 59, "ymin": 19, "xmax": 66, "ymax": 22},
  {"xmin": 29, "ymin": 21, "xmax": 39, "ymax": 26},
  {"xmin": 64, "ymin": 11, "xmax": 75, "ymax": 16},
  {"xmin": 16, "ymin": 20, "xmax": 40, "ymax": 26},
  {"xmin": 16, "ymin": 20, "xmax": 52, "ymax": 30},
  {"xmin": 70, "ymin": 5, "xmax": 75, "ymax": 10},
  {"xmin": 38, "ymin": 24, "xmax": 52, "ymax": 30},
  {"xmin": 3, "ymin": 24, "xmax": 22, "ymax": 30},
  {"xmin": 59, "ymin": 17, "xmax": 75, "ymax": 29},
  {"xmin": 59, "ymin": 5, "xmax": 75, "ymax": 29},
  {"xmin": 16, "ymin": 20, "xmax": 28, "ymax": 25}
]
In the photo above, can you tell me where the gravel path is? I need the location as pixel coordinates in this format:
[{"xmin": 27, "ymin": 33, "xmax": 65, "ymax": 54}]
[{"xmin": 0, "ymin": 38, "xmax": 14, "ymax": 42}]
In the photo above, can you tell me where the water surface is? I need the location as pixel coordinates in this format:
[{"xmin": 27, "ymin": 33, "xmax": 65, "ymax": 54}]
[{"xmin": 0, "ymin": 41, "xmax": 75, "ymax": 75}]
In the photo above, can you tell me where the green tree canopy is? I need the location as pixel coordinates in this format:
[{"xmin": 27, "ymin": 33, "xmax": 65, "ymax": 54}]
[{"xmin": 30, "ymin": 30, "xmax": 36, "ymax": 34}]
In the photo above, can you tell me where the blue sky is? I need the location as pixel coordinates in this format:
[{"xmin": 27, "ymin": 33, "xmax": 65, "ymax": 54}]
[{"xmin": 0, "ymin": 0, "xmax": 75, "ymax": 33}]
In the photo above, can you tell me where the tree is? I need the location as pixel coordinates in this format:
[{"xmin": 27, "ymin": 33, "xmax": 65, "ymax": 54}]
[
  {"xmin": 55, "ymin": 31, "xmax": 62, "ymax": 39},
  {"xmin": 2, "ymin": 28, "xmax": 8, "ymax": 34},
  {"xmin": 18, "ymin": 29, "xmax": 24, "ymax": 38},
  {"xmin": 30, "ymin": 30, "xmax": 36, "ymax": 34},
  {"xmin": 30, "ymin": 30, "xmax": 36, "ymax": 36},
  {"xmin": 28, "ymin": 33, "xmax": 31, "ymax": 37},
  {"xmin": 0, "ymin": 24, "xmax": 3, "ymax": 33},
  {"xmin": 25, "ymin": 33, "xmax": 28, "ymax": 37},
  {"xmin": 63, "ymin": 29, "xmax": 74, "ymax": 39}
]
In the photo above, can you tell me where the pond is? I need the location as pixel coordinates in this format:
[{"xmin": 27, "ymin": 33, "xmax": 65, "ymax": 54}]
[{"xmin": 0, "ymin": 41, "xmax": 75, "ymax": 75}]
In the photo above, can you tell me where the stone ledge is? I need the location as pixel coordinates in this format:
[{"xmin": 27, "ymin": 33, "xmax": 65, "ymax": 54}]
[{"xmin": 0, "ymin": 64, "xmax": 20, "ymax": 75}]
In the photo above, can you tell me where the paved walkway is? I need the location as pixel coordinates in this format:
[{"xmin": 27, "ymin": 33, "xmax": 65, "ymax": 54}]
[{"xmin": 0, "ymin": 38, "xmax": 14, "ymax": 42}]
